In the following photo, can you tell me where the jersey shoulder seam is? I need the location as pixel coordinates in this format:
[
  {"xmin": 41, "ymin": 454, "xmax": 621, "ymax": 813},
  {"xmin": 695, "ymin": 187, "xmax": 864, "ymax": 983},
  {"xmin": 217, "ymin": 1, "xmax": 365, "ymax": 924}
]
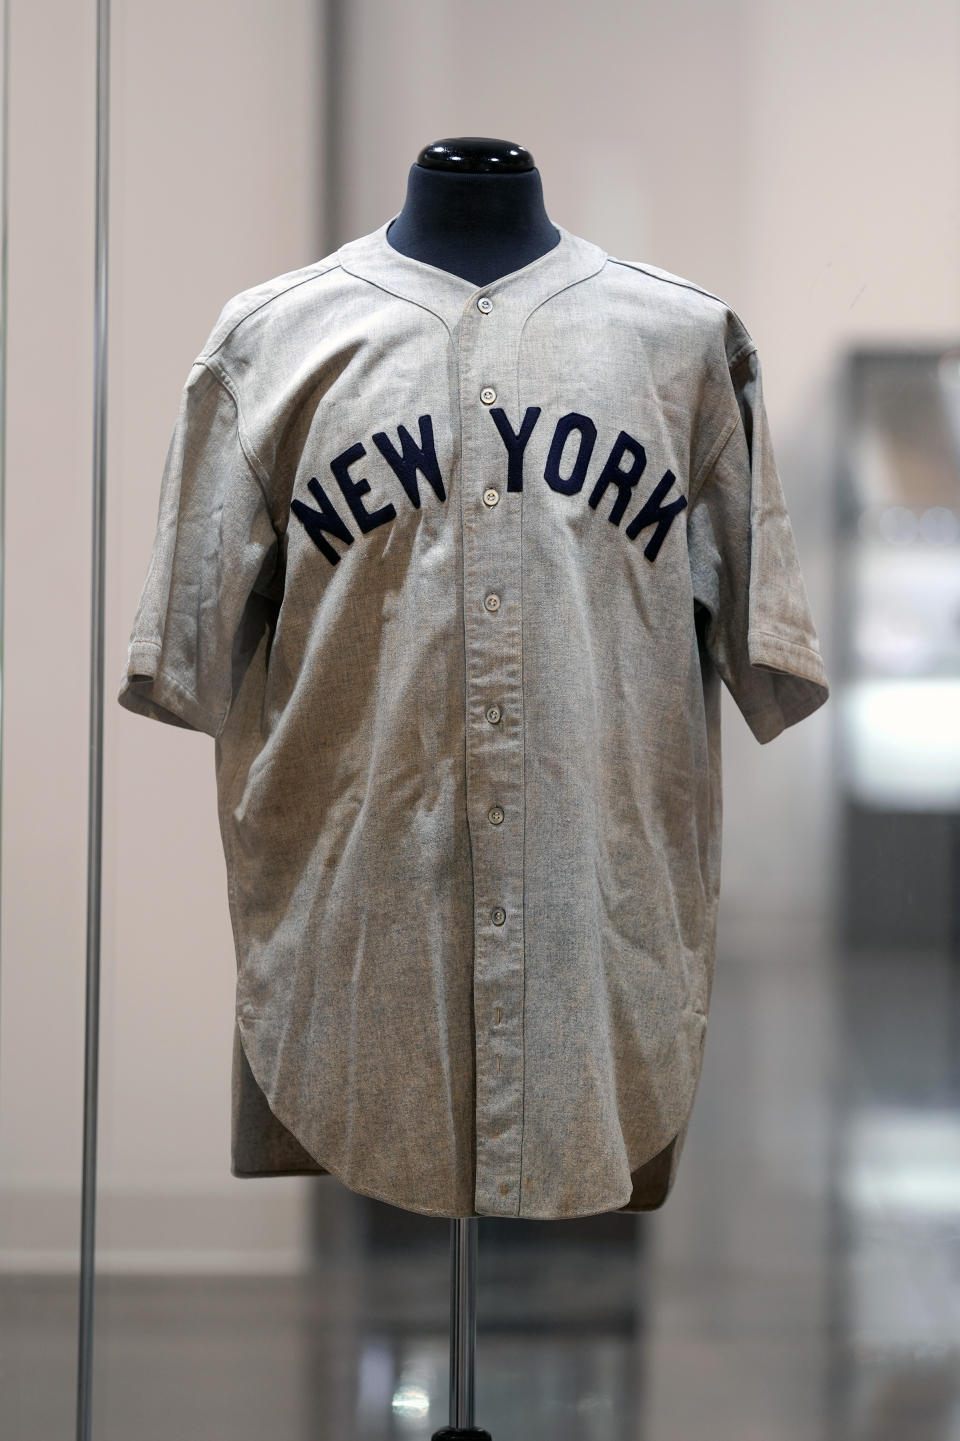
[
  {"xmin": 607, "ymin": 255, "xmax": 732, "ymax": 308},
  {"xmin": 194, "ymin": 359, "xmax": 278, "ymax": 527},
  {"xmin": 607, "ymin": 256, "xmax": 759, "ymax": 370},
  {"xmin": 199, "ymin": 257, "xmax": 343, "ymax": 365}
]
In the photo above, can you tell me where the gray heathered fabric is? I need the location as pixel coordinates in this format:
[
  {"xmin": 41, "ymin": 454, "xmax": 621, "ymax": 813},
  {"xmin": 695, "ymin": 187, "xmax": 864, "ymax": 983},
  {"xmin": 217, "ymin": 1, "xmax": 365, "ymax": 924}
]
[{"xmin": 117, "ymin": 216, "xmax": 830, "ymax": 1219}]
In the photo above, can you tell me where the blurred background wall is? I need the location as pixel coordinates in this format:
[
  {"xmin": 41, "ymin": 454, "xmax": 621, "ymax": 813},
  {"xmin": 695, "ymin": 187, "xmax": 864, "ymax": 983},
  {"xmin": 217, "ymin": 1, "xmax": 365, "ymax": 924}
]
[{"xmin": 1, "ymin": 0, "xmax": 957, "ymax": 1273}]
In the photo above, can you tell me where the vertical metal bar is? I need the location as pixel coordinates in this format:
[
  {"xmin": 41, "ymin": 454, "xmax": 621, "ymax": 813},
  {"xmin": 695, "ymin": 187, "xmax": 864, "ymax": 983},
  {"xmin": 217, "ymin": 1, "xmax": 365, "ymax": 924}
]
[
  {"xmin": 449, "ymin": 1217, "xmax": 477, "ymax": 1430},
  {"xmin": 321, "ymin": 0, "xmax": 346, "ymax": 254},
  {"xmin": 77, "ymin": 0, "xmax": 110, "ymax": 1435},
  {"xmin": 0, "ymin": 0, "xmax": 10, "ymax": 1054}
]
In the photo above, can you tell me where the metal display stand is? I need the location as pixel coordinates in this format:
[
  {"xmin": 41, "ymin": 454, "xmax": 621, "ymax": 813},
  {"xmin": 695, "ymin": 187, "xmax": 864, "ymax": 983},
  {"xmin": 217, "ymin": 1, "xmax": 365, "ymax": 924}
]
[{"xmin": 432, "ymin": 1218, "xmax": 493, "ymax": 1441}]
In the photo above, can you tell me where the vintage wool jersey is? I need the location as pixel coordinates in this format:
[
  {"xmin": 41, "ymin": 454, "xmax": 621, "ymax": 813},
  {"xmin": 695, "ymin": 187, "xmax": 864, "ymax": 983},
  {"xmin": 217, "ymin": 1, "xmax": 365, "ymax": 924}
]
[{"xmin": 117, "ymin": 215, "xmax": 830, "ymax": 1219}]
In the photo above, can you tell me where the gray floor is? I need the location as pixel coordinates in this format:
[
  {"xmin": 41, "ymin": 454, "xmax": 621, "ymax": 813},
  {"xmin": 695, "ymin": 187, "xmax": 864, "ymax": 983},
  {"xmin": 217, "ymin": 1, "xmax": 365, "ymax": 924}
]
[{"xmin": 4, "ymin": 909, "xmax": 960, "ymax": 1440}]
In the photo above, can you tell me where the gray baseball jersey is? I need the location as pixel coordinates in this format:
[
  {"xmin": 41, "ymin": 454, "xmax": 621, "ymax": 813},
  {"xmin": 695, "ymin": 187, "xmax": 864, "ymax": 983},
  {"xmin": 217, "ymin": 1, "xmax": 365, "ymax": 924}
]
[{"xmin": 117, "ymin": 215, "xmax": 829, "ymax": 1219}]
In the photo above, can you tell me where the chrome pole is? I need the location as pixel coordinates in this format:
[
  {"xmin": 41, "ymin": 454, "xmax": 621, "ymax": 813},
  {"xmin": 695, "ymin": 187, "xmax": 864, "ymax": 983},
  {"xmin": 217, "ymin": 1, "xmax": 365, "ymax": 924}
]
[
  {"xmin": 433, "ymin": 1217, "xmax": 492, "ymax": 1440},
  {"xmin": 77, "ymin": 0, "xmax": 110, "ymax": 1434}
]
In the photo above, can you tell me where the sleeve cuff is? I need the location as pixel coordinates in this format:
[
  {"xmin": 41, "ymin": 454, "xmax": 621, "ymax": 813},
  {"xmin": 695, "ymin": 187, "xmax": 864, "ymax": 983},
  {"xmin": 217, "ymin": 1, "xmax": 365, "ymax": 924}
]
[
  {"xmin": 742, "ymin": 628, "xmax": 830, "ymax": 744},
  {"xmin": 116, "ymin": 639, "xmax": 225, "ymax": 738}
]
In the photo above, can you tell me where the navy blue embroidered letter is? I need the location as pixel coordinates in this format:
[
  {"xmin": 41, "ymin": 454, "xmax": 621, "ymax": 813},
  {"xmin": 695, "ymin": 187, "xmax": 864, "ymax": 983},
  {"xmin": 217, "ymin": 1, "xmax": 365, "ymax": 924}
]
[
  {"xmin": 330, "ymin": 441, "xmax": 398, "ymax": 536},
  {"xmin": 589, "ymin": 430, "xmax": 647, "ymax": 523},
  {"xmin": 370, "ymin": 415, "xmax": 445, "ymax": 506},
  {"xmin": 625, "ymin": 469, "xmax": 688, "ymax": 561},
  {"xmin": 488, "ymin": 406, "xmax": 541, "ymax": 491},
  {"xmin": 544, "ymin": 413, "xmax": 598, "ymax": 495},
  {"xmin": 290, "ymin": 478, "xmax": 355, "ymax": 566}
]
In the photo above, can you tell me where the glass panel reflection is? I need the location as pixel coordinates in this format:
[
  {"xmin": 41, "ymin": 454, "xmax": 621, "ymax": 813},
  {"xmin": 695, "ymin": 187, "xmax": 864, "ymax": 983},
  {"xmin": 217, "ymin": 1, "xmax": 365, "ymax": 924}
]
[{"xmin": 832, "ymin": 346, "xmax": 960, "ymax": 1440}]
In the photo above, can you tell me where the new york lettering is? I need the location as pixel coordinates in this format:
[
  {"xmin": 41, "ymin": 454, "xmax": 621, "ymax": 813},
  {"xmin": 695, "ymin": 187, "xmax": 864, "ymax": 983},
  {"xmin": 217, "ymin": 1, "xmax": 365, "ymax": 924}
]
[{"xmin": 290, "ymin": 406, "xmax": 687, "ymax": 567}]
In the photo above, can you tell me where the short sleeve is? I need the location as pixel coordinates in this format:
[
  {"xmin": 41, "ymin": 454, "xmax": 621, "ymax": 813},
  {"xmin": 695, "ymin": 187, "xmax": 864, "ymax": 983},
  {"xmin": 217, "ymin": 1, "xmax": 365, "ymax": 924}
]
[
  {"xmin": 687, "ymin": 345, "xmax": 830, "ymax": 744},
  {"xmin": 116, "ymin": 360, "xmax": 281, "ymax": 738}
]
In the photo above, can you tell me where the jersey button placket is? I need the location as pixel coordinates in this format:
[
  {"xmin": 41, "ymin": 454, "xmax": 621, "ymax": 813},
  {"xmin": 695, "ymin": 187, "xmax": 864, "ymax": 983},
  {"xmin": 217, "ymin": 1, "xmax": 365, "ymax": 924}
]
[{"xmin": 459, "ymin": 290, "xmax": 524, "ymax": 1217}]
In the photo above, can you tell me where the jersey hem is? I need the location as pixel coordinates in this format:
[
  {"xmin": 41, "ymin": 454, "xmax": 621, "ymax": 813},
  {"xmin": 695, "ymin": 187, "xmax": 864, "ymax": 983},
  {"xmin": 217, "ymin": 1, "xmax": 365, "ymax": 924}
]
[{"xmin": 233, "ymin": 1010, "xmax": 693, "ymax": 1221}]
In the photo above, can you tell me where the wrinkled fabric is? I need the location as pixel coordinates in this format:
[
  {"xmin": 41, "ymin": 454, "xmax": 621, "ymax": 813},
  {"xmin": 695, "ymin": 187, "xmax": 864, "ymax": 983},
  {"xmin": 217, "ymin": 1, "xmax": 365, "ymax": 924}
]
[{"xmin": 117, "ymin": 216, "xmax": 829, "ymax": 1219}]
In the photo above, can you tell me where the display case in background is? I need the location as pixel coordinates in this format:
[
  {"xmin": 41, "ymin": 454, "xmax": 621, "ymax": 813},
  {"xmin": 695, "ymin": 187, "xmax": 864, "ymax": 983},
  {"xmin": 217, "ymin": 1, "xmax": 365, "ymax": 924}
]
[{"xmin": 834, "ymin": 346, "xmax": 960, "ymax": 951}]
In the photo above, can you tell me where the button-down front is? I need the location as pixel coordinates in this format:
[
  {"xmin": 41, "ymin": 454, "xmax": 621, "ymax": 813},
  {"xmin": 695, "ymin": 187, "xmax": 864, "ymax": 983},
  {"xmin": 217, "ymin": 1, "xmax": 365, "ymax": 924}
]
[{"xmin": 116, "ymin": 214, "xmax": 830, "ymax": 1220}]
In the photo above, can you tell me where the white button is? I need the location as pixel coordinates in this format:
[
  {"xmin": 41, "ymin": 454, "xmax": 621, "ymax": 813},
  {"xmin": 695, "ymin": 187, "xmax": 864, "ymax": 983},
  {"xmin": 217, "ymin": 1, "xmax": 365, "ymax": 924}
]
[
  {"xmin": 477, "ymin": 296, "xmax": 493, "ymax": 313},
  {"xmin": 488, "ymin": 805, "xmax": 504, "ymax": 825},
  {"xmin": 480, "ymin": 387, "xmax": 497, "ymax": 404},
  {"xmin": 483, "ymin": 488, "xmax": 499, "ymax": 507},
  {"xmin": 486, "ymin": 705, "xmax": 502, "ymax": 724},
  {"xmin": 484, "ymin": 593, "xmax": 500, "ymax": 612}
]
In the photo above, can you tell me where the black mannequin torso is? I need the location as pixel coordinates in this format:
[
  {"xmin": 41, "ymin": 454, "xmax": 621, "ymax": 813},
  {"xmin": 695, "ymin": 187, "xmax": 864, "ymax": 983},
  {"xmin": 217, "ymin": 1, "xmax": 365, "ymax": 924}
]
[{"xmin": 385, "ymin": 137, "xmax": 560, "ymax": 286}]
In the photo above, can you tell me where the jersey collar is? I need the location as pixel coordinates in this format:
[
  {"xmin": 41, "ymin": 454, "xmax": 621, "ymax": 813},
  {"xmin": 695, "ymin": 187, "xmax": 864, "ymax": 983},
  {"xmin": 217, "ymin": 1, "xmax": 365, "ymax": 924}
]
[{"xmin": 336, "ymin": 214, "xmax": 608, "ymax": 328}]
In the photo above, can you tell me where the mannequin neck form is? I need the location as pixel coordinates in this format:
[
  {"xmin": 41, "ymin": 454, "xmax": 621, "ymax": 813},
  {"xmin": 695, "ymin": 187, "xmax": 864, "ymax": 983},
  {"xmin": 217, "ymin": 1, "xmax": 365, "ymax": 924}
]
[{"xmin": 386, "ymin": 163, "xmax": 560, "ymax": 286}]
